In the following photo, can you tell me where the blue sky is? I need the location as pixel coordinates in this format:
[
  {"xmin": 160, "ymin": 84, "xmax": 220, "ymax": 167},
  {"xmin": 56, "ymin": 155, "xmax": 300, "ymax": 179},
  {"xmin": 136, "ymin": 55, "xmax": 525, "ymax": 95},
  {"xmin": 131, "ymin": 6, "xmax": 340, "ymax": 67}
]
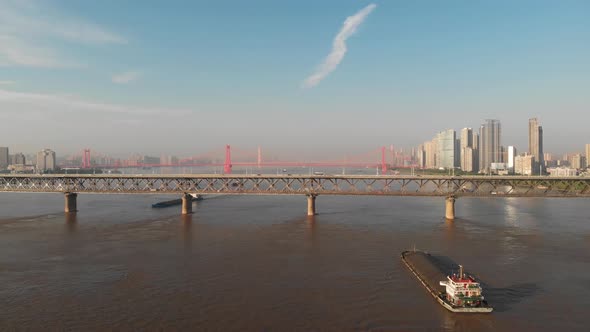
[{"xmin": 1, "ymin": 0, "xmax": 588, "ymax": 158}]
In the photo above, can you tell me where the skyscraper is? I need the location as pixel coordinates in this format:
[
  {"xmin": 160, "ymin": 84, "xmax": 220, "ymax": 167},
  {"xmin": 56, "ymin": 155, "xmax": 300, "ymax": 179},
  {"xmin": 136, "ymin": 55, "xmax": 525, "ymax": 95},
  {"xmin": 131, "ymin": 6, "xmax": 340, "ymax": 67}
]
[
  {"xmin": 528, "ymin": 118, "xmax": 544, "ymax": 174},
  {"xmin": 436, "ymin": 129, "xmax": 456, "ymax": 169},
  {"xmin": 460, "ymin": 128, "xmax": 472, "ymax": 171},
  {"xmin": 472, "ymin": 132, "xmax": 479, "ymax": 172},
  {"xmin": 586, "ymin": 144, "xmax": 590, "ymax": 168},
  {"xmin": 0, "ymin": 147, "xmax": 8, "ymax": 169},
  {"xmin": 479, "ymin": 119, "xmax": 501, "ymax": 173}
]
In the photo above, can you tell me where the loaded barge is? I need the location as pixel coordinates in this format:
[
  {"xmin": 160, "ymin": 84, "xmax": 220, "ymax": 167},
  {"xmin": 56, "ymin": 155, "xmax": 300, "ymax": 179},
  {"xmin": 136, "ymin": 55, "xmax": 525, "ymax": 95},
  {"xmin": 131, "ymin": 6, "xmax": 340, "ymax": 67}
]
[
  {"xmin": 401, "ymin": 250, "xmax": 492, "ymax": 313},
  {"xmin": 151, "ymin": 194, "xmax": 203, "ymax": 208}
]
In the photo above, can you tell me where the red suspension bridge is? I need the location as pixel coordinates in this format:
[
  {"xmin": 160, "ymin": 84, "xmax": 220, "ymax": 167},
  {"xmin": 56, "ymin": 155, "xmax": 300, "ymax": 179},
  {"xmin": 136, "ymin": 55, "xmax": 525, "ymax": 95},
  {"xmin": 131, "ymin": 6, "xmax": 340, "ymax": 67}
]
[{"xmin": 66, "ymin": 145, "xmax": 417, "ymax": 174}]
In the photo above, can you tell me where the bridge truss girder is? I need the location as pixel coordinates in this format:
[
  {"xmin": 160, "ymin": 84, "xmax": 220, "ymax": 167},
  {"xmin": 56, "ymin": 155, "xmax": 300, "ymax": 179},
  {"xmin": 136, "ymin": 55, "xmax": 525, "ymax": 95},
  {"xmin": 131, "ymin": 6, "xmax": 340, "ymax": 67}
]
[{"xmin": 1, "ymin": 175, "xmax": 590, "ymax": 197}]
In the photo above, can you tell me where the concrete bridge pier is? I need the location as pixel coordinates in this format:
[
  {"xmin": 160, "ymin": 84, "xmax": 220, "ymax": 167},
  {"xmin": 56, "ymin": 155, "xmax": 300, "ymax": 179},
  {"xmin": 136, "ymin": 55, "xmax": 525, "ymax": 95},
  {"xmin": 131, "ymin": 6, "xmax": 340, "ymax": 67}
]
[
  {"xmin": 181, "ymin": 193, "xmax": 193, "ymax": 214},
  {"xmin": 307, "ymin": 194, "xmax": 317, "ymax": 216},
  {"xmin": 64, "ymin": 192, "xmax": 78, "ymax": 213},
  {"xmin": 445, "ymin": 195, "xmax": 456, "ymax": 220}
]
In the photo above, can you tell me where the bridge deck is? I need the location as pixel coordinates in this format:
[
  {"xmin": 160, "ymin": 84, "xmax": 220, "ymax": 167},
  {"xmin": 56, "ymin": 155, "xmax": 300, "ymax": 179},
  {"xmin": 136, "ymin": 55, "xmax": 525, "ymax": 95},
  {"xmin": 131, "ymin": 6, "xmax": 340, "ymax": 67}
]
[{"xmin": 1, "ymin": 175, "xmax": 589, "ymax": 197}]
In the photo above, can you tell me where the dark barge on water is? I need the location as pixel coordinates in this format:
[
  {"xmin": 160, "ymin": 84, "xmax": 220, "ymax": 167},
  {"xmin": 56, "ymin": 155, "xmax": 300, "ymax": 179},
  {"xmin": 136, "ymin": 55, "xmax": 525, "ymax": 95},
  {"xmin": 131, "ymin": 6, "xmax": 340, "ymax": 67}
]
[
  {"xmin": 401, "ymin": 250, "xmax": 493, "ymax": 313},
  {"xmin": 151, "ymin": 194, "xmax": 203, "ymax": 208}
]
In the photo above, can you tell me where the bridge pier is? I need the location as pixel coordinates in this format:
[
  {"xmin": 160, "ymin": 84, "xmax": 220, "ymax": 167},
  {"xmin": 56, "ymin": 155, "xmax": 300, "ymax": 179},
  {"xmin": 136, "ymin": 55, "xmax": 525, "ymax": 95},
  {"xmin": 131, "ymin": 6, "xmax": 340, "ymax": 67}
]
[
  {"xmin": 445, "ymin": 195, "xmax": 456, "ymax": 220},
  {"xmin": 307, "ymin": 194, "xmax": 317, "ymax": 216},
  {"xmin": 64, "ymin": 192, "xmax": 77, "ymax": 213},
  {"xmin": 181, "ymin": 193, "xmax": 193, "ymax": 214}
]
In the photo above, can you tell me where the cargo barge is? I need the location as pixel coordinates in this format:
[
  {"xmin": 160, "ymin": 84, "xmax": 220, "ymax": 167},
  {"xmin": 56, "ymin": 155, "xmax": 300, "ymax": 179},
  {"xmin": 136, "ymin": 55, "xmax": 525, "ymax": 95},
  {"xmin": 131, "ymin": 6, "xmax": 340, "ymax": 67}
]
[
  {"xmin": 151, "ymin": 194, "xmax": 203, "ymax": 208},
  {"xmin": 401, "ymin": 250, "xmax": 493, "ymax": 313}
]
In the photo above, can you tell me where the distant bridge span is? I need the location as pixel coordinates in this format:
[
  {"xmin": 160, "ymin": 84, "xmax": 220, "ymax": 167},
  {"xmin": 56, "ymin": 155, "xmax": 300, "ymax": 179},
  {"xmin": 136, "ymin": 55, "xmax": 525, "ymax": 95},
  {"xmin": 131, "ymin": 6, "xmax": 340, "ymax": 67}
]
[
  {"xmin": 2, "ymin": 175, "xmax": 589, "ymax": 219},
  {"xmin": 68, "ymin": 145, "xmax": 411, "ymax": 172}
]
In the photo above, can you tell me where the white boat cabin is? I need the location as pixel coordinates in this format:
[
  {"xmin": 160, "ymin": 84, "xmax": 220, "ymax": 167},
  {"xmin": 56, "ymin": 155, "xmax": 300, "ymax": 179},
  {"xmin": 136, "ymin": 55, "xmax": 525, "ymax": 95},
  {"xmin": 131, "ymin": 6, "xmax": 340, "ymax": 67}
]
[{"xmin": 439, "ymin": 265, "xmax": 484, "ymax": 307}]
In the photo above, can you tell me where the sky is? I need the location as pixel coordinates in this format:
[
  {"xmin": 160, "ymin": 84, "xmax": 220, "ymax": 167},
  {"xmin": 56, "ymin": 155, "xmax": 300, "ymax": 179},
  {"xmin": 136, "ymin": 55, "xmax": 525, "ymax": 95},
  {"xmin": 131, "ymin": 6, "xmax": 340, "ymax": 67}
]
[{"xmin": 0, "ymin": 0, "xmax": 589, "ymax": 159}]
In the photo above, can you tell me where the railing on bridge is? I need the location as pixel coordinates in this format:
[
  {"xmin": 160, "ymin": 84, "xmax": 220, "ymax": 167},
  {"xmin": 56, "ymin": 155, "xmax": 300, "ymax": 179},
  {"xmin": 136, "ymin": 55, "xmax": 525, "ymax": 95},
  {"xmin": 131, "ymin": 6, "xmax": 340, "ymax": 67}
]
[{"xmin": 1, "ymin": 175, "xmax": 590, "ymax": 197}]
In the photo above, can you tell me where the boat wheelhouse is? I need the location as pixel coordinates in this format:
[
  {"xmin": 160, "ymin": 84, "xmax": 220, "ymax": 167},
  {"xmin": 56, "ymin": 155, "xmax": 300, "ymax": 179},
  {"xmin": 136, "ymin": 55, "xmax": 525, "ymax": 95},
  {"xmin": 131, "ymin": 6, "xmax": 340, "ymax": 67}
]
[{"xmin": 439, "ymin": 265, "xmax": 484, "ymax": 307}]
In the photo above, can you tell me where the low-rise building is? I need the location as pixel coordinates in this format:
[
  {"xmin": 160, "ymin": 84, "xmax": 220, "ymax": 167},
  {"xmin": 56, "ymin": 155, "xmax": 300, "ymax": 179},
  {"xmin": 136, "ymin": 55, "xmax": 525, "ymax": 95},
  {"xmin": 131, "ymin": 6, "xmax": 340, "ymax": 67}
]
[
  {"xmin": 548, "ymin": 167, "xmax": 578, "ymax": 177},
  {"xmin": 8, "ymin": 164, "xmax": 35, "ymax": 173},
  {"xmin": 490, "ymin": 162, "xmax": 507, "ymax": 174}
]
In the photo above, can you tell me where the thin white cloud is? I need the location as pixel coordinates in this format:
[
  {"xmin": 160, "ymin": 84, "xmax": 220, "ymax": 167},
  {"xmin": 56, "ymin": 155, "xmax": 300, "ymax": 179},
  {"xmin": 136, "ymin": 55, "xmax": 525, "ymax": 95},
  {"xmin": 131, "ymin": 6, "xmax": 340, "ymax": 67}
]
[
  {"xmin": 0, "ymin": 4, "xmax": 126, "ymax": 45},
  {"xmin": 302, "ymin": 3, "xmax": 377, "ymax": 88},
  {"xmin": 0, "ymin": 35, "xmax": 81, "ymax": 68},
  {"xmin": 112, "ymin": 71, "xmax": 141, "ymax": 84},
  {"xmin": 0, "ymin": 88, "xmax": 190, "ymax": 117},
  {"xmin": 0, "ymin": 0, "xmax": 125, "ymax": 68},
  {"xmin": 0, "ymin": 80, "xmax": 15, "ymax": 85}
]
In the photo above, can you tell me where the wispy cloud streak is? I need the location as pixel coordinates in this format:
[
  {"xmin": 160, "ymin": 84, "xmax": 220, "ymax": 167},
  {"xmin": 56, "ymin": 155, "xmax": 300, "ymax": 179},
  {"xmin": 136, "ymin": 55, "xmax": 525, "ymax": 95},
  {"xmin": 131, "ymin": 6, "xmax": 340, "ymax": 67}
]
[
  {"xmin": 112, "ymin": 71, "xmax": 141, "ymax": 84},
  {"xmin": 0, "ymin": 88, "xmax": 190, "ymax": 117},
  {"xmin": 0, "ymin": 35, "xmax": 78, "ymax": 68},
  {"xmin": 302, "ymin": 4, "xmax": 376, "ymax": 88},
  {"xmin": 0, "ymin": 0, "xmax": 125, "ymax": 68}
]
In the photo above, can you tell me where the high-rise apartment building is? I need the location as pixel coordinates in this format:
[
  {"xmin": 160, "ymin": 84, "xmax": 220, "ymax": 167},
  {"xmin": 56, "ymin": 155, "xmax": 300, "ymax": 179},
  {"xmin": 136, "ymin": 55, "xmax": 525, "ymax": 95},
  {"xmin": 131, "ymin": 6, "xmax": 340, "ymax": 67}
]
[
  {"xmin": 571, "ymin": 154, "xmax": 586, "ymax": 170},
  {"xmin": 416, "ymin": 144, "xmax": 425, "ymax": 168},
  {"xmin": 586, "ymin": 144, "xmax": 590, "ymax": 168},
  {"xmin": 515, "ymin": 154, "xmax": 534, "ymax": 175},
  {"xmin": 528, "ymin": 118, "xmax": 544, "ymax": 173},
  {"xmin": 36, "ymin": 149, "xmax": 56, "ymax": 172},
  {"xmin": 0, "ymin": 147, "xmax": 9, "ymax": 169},
  {"xmin": 507, "ymin": 146, "xmax": 517, "ymax": 173},
  {"xmin": 436, "ymin": 129, "xmax": 456, "ymax": 169},
  {"xmin": 424, "ymin": 139, "xmax": 437, "ymax": 169},
  {"xmin": 479, "ymin": 119, "xmax": 501, "ymax": 173},
  {"xmin": 462, "ymin": 147, "xmax": 475, "ymax": 172},
  {"xmin": 459, "ymin": 128, "xmax": 479, "ymax": 173},
  {"xmin": 11, "ymin": 153, "xmax": 25, "ymax": 165},
  {"xmin": 460, "ymin": 128, "xmax": 472, "ymax": 171},
  {"xmin": 460, "ymin": 128, "xmax": 473, "ymax": 149}
]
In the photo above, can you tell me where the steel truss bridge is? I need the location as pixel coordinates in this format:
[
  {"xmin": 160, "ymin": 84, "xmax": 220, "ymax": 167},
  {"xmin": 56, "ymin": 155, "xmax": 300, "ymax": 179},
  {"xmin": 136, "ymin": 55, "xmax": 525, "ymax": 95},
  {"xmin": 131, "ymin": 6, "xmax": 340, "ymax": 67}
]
[{"xmin": 1, "ymin": 174, "xmax": 590, "ymax": 197}]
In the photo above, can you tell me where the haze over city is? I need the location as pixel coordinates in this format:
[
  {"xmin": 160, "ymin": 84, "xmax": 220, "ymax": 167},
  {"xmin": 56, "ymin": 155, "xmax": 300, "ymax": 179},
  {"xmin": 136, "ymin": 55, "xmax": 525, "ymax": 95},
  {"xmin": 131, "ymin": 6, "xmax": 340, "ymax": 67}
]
[
  {"xmin": 1, "ymin": 0, "xmax": 589, "ymax": 158},
  {"xmin": 4, "ymin": 2, "xmax": 590, "ymax": 331}
]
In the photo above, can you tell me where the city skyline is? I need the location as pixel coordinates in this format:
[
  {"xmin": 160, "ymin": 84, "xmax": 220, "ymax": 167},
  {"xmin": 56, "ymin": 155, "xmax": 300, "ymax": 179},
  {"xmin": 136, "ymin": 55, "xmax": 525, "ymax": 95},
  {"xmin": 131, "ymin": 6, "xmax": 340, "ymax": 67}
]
[
  {"xmin": 1, "ymin": 0, "xmax": 589, "ymax": 156},
  {"xmin": 2, "ymin": 114, "xmax": 590, "ymax": 164}
]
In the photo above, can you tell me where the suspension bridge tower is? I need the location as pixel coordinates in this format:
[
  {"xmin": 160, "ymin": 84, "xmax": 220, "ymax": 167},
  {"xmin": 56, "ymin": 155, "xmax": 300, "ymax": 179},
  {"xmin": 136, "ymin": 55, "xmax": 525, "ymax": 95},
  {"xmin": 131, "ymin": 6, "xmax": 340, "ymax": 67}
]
[
  {"xmin": 381, "ymin": 146, "xmax": 387, "ymax": 174},
  {"xmin": 224, "ymin": 145, "xmax": 232, "ymax": 174},
  {"xmin": 82, "ymin": 149, "xmax": 91, "ymax": 168}
]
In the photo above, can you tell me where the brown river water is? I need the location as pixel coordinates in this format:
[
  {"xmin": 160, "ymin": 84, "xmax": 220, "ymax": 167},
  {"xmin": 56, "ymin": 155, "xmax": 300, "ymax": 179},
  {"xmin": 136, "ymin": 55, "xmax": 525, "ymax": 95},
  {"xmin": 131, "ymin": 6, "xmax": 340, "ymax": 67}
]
[{"xmin": 1, "ymin": 192, "xmax": 590, "ymax": 331}]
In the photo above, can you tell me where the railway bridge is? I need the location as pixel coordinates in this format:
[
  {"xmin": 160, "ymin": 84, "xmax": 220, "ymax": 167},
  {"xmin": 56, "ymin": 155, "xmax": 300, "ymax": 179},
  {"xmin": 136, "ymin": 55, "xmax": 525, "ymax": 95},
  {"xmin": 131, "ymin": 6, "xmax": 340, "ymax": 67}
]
[{"xmin": 1, "ymin": 174, "xmax": 590, "ymax": 220}]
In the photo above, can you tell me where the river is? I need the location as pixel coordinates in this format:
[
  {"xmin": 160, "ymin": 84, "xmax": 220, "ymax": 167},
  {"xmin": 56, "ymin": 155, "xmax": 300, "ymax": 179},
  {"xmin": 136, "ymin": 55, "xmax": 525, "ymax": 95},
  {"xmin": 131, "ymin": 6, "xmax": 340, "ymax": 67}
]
[{"xmin": 1, "ymin": 191, "xmax": 589, "ymax": 331}]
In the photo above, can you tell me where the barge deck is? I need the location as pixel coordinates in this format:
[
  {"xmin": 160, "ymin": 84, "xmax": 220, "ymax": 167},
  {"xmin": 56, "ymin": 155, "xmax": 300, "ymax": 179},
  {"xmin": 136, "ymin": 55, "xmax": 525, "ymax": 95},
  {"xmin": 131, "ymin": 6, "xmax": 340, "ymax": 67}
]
[{"xmin": 401, "ymin": 250, "xmax": 492, "ymax": 313}]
